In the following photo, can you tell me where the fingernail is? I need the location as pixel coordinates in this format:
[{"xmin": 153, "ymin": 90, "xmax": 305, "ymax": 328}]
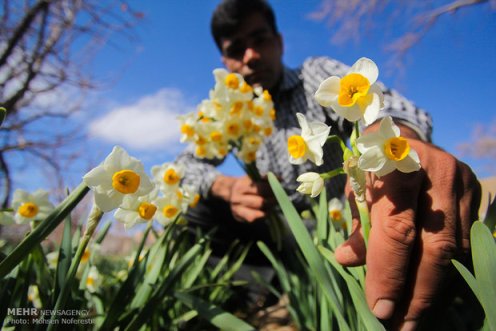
[
  {"xmin": 372, "ymin": 299, "xmax": 395, "ymax": 320},
  {"xmin": 400, "ymin": 320, "xmax": 418, "ymax": 331}
]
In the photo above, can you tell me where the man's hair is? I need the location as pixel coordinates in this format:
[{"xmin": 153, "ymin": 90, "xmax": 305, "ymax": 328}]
[{"xmin": 210, "ymin": 0, "xmax": 278, "ymax": 51}]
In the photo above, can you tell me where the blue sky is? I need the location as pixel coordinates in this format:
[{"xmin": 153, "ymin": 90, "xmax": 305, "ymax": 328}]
[{"xmin": 14, "ymin": 0, "xmax": 496, "ymax": 191}]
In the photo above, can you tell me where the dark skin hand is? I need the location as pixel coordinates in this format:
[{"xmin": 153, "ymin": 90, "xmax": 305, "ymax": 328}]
[{"xmin": 335, "ymin": 123, "xmax": 481, "ymax": 330}]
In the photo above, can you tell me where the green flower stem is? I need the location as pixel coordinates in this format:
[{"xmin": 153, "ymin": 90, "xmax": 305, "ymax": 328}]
[
  {"xmin": 326, "ymin": 135, "xmax": 349, "ymax": 154},
  {"xmin": 320, "ymin": 167, "xmax": 345, "ymax": 180},
  {"xmin": 356, "ymin": 199, "xmax": 370, "ymax": 247},
  {"xmin": 47, "ymin": 204, "xmax": 104, "ymax": 330},
  {"xmin": 351, "ymin": 122, "xmax": 360, "ymax": 156}
]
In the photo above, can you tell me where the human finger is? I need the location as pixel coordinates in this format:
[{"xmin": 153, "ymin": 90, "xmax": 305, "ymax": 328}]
[
  {"xmin": 231, "ymin": 205, "xmax": 266, "ymax": 223},
  {"xmin": 365, "ymin": 170, "xmax": 423, "ymax": 321},
  {"xmin": 335, "ymin": 185, "xmax": 366, "ymax": 266}
]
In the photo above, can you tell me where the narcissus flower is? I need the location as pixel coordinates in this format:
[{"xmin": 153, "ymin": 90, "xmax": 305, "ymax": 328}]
[
  {"xmin": 114, "ymin": 190, "xmax": 159, "ymax": 229},
  {"xmin": 296, "ymin": 172, "xmax": 324, "ymax": 198},
  {"xmin": 315, "ymin": 57, "xmax": 384, "ymax": 125},
  {"xmin": 328, "ymin": 198, "xmax": 347, "ymax": 230},
  {"xmin": 83, "ymin": 146, "xmax": 154, "ymax": 212},
  {"xmin": 86, "ymin": 266, "xmax": 102, "ymax": 293},
  {"xmin": 154, "ymin": 192, "xmax": 184, "ymax": 226},
  {"xmin": 357, "ymin": 116, "xmax": 421, "ymax": 177},
  {"xmin": 287, "ymin": 113, "xmax": 330, "ymax": 166},
  {"xmin": 151, "ymin": 163, "xmax": 184, "ymax": 194},
  {"xmin": 11, "ymin": 189, "xmax": 54, "ymax": 224},
  {"xmin": 28, "ymin": 285, "xmax": 42, "ymax": 309}
]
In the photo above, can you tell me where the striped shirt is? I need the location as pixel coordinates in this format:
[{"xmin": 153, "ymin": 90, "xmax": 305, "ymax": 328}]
[{"xmin": 176, "ymin": 56, "xmax": 433, "ymax": 210}]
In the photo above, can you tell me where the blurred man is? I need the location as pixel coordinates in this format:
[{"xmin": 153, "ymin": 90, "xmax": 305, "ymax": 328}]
[{"xmin": 177, "ymin": 1, "xmax": 481, "ymax": 329}]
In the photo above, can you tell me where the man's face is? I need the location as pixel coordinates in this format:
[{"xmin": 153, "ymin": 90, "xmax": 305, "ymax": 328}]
[{"xmin": 220, "ymin": 12, "xmax": 283, "ymax": 91}]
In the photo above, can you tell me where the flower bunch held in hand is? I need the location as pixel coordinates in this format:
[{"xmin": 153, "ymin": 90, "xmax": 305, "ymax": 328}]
[
  {"xmin": 289, "ymin": 57, "xmax": 421, "ymax": 242},
  {"xmin": 179, "ymin": 68, "xmax": 285, "ymax": 248},
  {"xmin": 178, "ymin": 68, "xmax": 275, "ymax": 165}
]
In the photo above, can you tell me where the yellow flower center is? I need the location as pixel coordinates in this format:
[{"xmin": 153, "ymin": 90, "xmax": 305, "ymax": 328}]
[
  {"xmin": 176, "ymin": 189, "xmax": 183, "ymax": 200},
  {"xmin": 112, "ymin": 170, "xmax": 141, "ymax": 194},
  {"xmin": 245, "ymin": 151, "xmax": 257, "ymax": 163},
  {"xmin": 163, "ymin": 205, "xmax": 179, "ymax": 219},
  {"xmin": 81, "ymin": 248, "xmax": 90, "ymax": 263},
  {"xmin": 189, "ymin": 194, "xmax": 200, "ymax": 208},
  {"xmin": 195, "ymin": 146, "xmax": 206, "ymax": 157},
  {"xmin": 252, "ymin": 124, "xmax": 261, "ymax": 133},
  {"xmin": 264, "ymin": 127, "xmax": 273, "ymax": 136},
  {"xmin": 329, "ymin": 210, "xmax": 342, "ymax": 221},
  {"xmin": 239, "ymin": 81, "xmax": 253, "ymax": 93},
  {"xmin": 210, "ymin": 131, "xmax": 223, "ymax": 142},
  {"xmin": 247, "ymin": 100, "xmax": 254, "ymax": 111},
  {"xmin": 384, "ymin": 137, "xmax": 410, "ymax": 161},
  {"xmin": 243, "ymin": 120, "xmax": 252, "ymax": 131},
  {"xmin": 86, "ymin": 276, "xmax": 94, "ymax": 287},
  {"xmin": 338, "ymin": 73, "xmax": 370, "ymax": 107},
  {"xmin": 18, "ymin": 202, "xmax": 39, "ymax": 218},
  {"xmin": 225, "ymin": 73, "xmax": 239, "ymax": 89},
  {"xmin": 230, "ymin": 101, "xmax": 244, "ymax": 115},
  {"xmin": 227, "ymin": 123, "xmax": 240, "ymax": 136},
  {"xmin": 196, "ymin": 135, "xmax": 207, "ymax": 145},
  {"xmin": 287, "ymin": 135, "xmax": 306, "ymax": 159},
  {"xmin": 253, "ymin": 106, "xmax": 264, "ymax": 117},
  {"xmin": 263, "ymin": 90, "xmax": 272, "ymax": 101},
  {"xmin": 180, "ymin": 124, "xmax": 194, "ymax": 137},
  {"xmin": 269, "ymin": 108, "xmax": 276, "ymax": 120},
  {"xmin": 163, "ymin": 168, "xmax": 180, "ymax": 185},
  {"xmin": 138, "ymin": 202, "xmax": 157, "ymax": 220}
]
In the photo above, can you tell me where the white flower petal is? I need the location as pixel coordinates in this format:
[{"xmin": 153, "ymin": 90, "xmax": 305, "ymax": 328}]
[
  {"xmin": 296, "ymin": 172, "xmax": 320, "ymax": 182},
  {"xmin": 315, "ymin": 76, "xmax": 340, "ymax": 107},
  {"xmin": 333, "ymin": 102, "xmax": 363, "ymax": 123},
  {"xmin": 350, "ymin": 57, "xmax": 379, "ymax": 84},
  {"xmin": 356, "ymin": 132, "xmax": 384, "ymax": 154},
  {"xmin": 83, "ymin": 165, "xmax": 108, "ymax": 188},
  {"xmin": 375, "ymin": 161, "xmax": 397, "ymax": 177},
  {"xmin": 296, "ymin": 113, "xmax": 310, "ymax": 136},
  {"xmin": 358, "ymin": 147, "xmax": 386, "ymax": 172},
  {"xmin": 310, "ymin": 177, "xmax": 324, "ymax": 197},
  {"xmin": 362, "ymin": 93, "xmax": 381, "ymax": 126},
  {"xmin": 93, "ymin": 190, "xmax": 122, "ymax": 212},
  {"xmin": 379, "ymin": 116, "xmax": 400, "ymax": 138},
  {"xmin": 396, "ymin": 151, "xmax": 421, "ymax": 173}
]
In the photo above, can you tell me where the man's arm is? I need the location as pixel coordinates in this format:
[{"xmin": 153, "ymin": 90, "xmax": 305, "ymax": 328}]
[{"xmin": 336, "ymin": 121, "xmax": 481, "ymax": 330}]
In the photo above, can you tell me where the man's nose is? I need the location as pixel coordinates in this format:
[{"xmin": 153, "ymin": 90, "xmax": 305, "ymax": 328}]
[{"xmin": 242, "ymin": 47, "xmax": 261, "ymax": 66}]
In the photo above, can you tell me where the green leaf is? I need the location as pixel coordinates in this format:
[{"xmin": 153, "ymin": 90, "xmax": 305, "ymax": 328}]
[
  {"xmin": 317, "ymin": 188, "xmax": 328, "ymax": 243},
  {"xmin": 471, "ymin": 221, "xmax": 496, "ymax": 331},
  {"xmin": 319, "ymin": 246, "xmax": 385, "ymax": 331},
  {"xmin": 0, "ymin": 183, "xmax": 89, "ymax": 279},
  {"xmin": 175, "ymin": 292, "xmax": 255, "ymax": 331},
  {"xmin": 483, "ymin": 195, "xmax": 496, "ymax": 233},
  {"xmin": 124, "ymin": 236, "xmax": 208, "ymax": 330},
  {"xmin": 268, "ymin": 172, "xmax": 350, "ymax": 331},
  {"xmin": 53, "ymin": 216, "xmax": 73, "ymax": 301},
  {"xmin": 451, "ymin": 260, "xmax": 480, "ymax": 303},
  {"xmin": 0, "ymin": 107, "xmax": 5, "ymax": 126}
]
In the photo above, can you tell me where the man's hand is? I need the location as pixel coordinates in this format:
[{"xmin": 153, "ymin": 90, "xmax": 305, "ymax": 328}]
[
  {"xmin": 210, "ymin": 175, "xmax": 274, "ymax": 223},
  {"xmin": 335, "ymin": 124, "xmax": 481, "ymax": 330}
]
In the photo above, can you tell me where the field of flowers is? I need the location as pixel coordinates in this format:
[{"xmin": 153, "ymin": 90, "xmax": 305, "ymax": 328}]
[{"xmin": 0, "ymin": 58, "xmax": 495, "ymax": 331}]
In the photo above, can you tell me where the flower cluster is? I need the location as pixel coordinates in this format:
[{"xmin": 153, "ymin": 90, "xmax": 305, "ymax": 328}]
[
  {"xmin": 83, "ymin": 146, "xmax": 199, "ymax": 229},
  {"xmin": 0, "ymin": 189, "xmax": 55, "ymax": 226},
  {"xmin": 179, "ymin": 68, "xmax": 275, "ymax": 164},
  {"xmin": 289, "ymin": 57, "xmax": 421, "ymax": 199}
]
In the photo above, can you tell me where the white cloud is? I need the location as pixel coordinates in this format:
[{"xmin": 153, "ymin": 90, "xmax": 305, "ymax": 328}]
[{"xmin": 88, "ymin": 88, "xmax": 195, "ymax": 150}]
